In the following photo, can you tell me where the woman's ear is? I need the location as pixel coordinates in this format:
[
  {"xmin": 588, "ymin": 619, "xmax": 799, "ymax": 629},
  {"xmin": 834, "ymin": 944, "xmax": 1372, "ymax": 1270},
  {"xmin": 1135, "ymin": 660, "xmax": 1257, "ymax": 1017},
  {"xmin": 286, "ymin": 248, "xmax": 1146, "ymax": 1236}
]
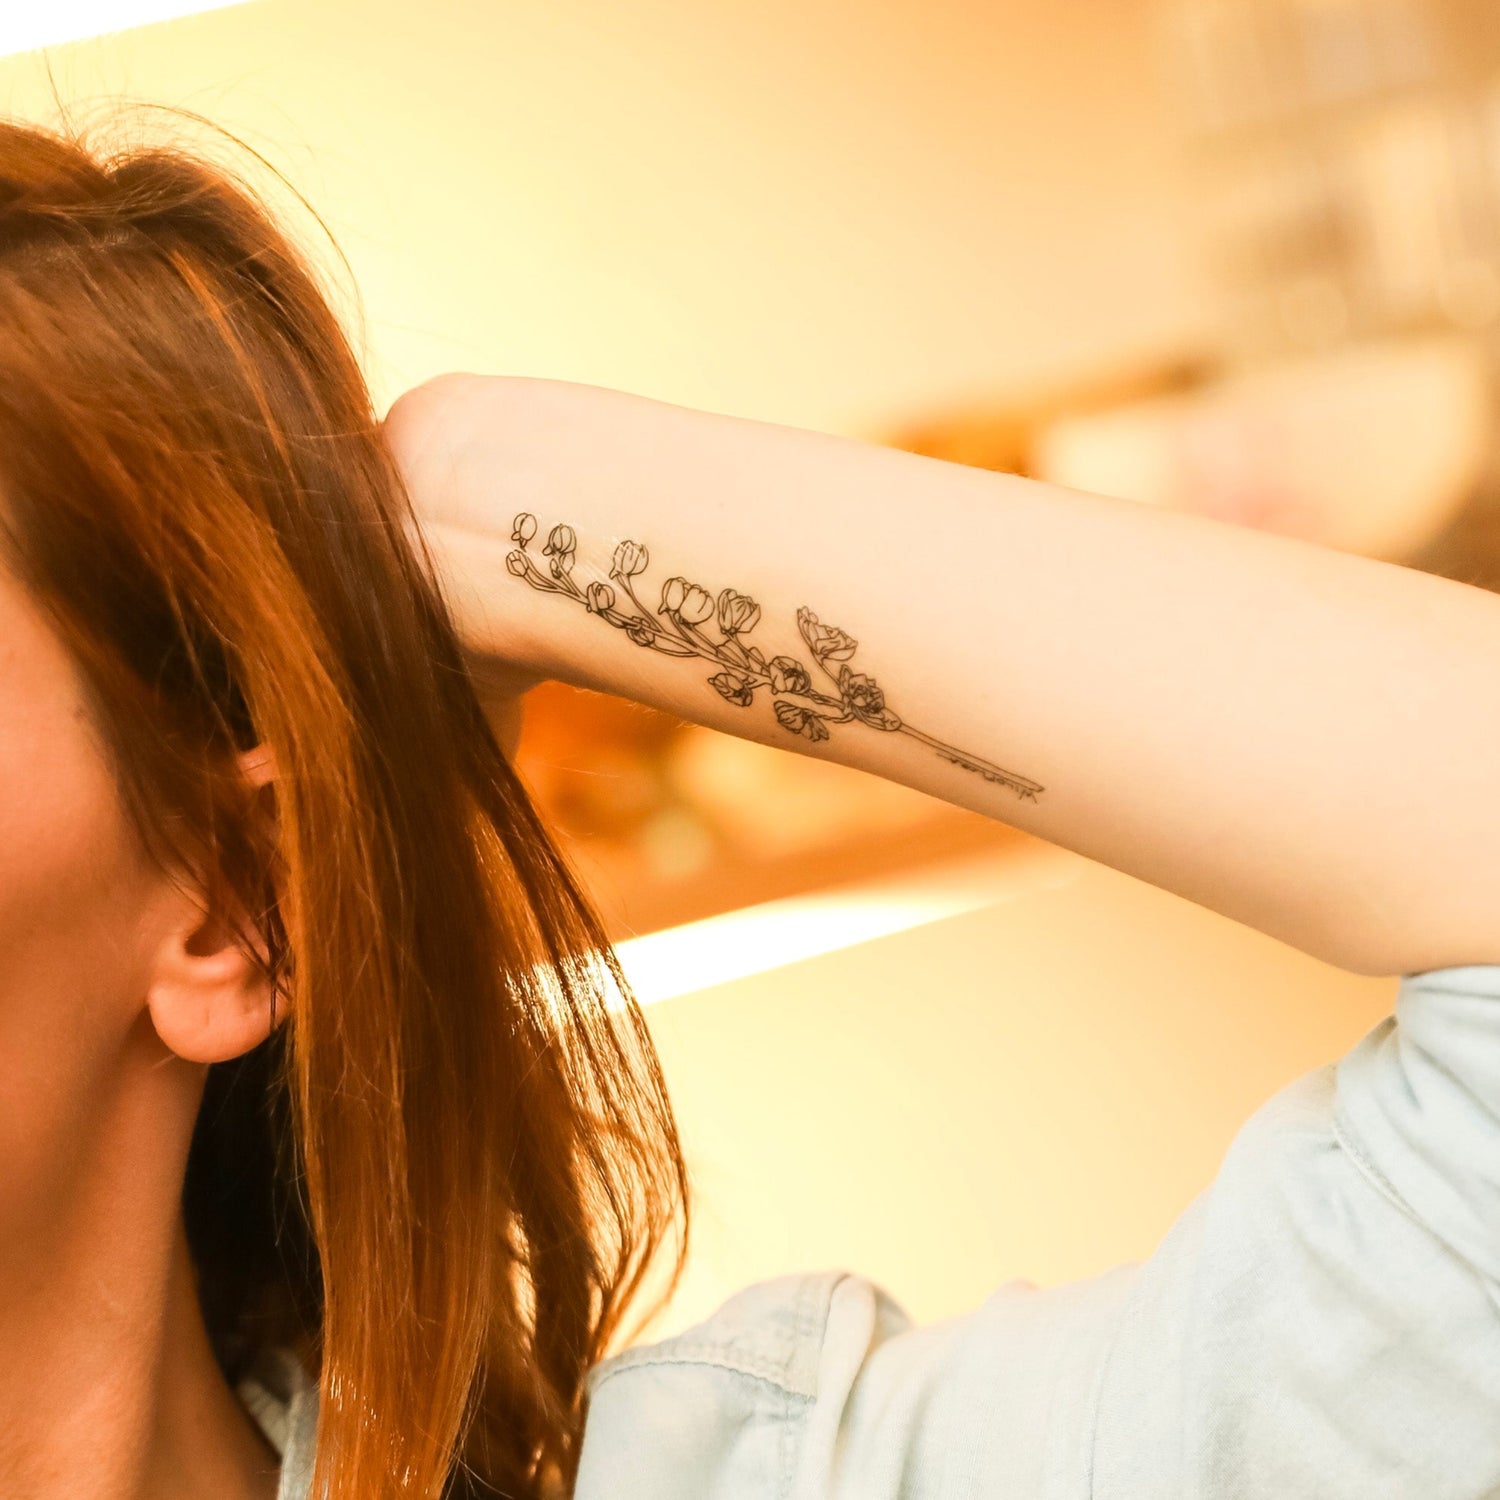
[
  {"xmin": 144, "ymin": 744, "xmax": 281, "ymax": 1066},
  {"xmin": 144, "ymin": 903, "xmax": 276, "ymax": 1065},
  {"xmin": 239, "ymin": 743, "xmax": 276, "ymax": 790}
]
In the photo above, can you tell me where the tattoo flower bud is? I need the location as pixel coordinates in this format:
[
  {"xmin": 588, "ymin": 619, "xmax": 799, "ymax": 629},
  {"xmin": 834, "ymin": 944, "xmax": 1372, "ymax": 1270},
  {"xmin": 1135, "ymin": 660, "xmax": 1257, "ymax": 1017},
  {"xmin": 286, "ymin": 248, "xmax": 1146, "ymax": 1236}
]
[
  {"xmin": 768, "ymin": 655, "xmax": 812, "ymax": 695},
  {"xmin": 774, "ymin": 700, "xmax": 830, "ymax": 741},
  {"xmin": 543, "ymin": 523, "xmax": 576, "ymax": 559},
  {"xmin": 499, "ymin": 511, "xmax": 1041, "ymax": 800},
  {"xmin": 839, "ymin": 664, "xmax": 902, "ymax": 730},
  {"xmin": 796, "ymin": 606, "xmax": 857, "ymax": 663},
  {"xmin": 660, "ymin": 575, "xmax": 714, "ymax": 624},
  {"xmin": 708, "ymin": 670, "xmax": 755, "ymax": 707},
  {"xmin": 611, "ymin": 539, "xmax": 649, "ymax": 578},
  {"xmin": 717, "ymin": 587, "xmax": 761, "ymax": 635},
  {"xmin": 679, "ymin": 585, "xmax": 714, "ymax": 624}
]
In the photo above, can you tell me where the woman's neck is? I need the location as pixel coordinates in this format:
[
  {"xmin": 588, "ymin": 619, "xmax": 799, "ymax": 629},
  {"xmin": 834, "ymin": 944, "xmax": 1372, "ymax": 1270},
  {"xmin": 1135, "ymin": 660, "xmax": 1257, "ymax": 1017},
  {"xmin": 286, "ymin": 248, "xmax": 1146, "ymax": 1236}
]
[{"xmin": 0, "ymin": 1015, "xmax": 281, "ymax": 1500}]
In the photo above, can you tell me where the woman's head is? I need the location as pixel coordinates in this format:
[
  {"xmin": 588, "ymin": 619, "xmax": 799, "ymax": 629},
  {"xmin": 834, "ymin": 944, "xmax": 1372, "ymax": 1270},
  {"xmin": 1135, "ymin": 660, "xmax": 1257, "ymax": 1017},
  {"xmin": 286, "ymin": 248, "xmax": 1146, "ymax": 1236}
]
[{"xmin": 0, "ymin": 112, "xmax": 687, "ymax": 1498}]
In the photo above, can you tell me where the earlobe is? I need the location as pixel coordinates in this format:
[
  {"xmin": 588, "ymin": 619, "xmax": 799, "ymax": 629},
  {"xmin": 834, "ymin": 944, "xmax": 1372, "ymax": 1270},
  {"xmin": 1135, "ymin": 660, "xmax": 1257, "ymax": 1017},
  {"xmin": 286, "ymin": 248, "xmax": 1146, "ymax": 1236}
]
[
  {"xmin": 239, "ymin": 743, "xmax": 276, "ymax": 790},
  {"xmin": 146, "ymin": 914, "xmax": 277, "ymax": 1064},
  {"xmin": 147, "ymin": 743, "xmax": 283, "ymax": 1065}
]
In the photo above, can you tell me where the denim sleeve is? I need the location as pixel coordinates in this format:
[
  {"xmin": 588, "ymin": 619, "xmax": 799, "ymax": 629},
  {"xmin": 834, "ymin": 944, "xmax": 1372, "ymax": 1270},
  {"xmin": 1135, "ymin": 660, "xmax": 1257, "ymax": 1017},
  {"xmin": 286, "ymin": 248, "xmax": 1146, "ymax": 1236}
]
[
  {"xmin": 575, "ymin": 1263, "xmax": 1137, "ymax": 1500},
  {"xmin": 574, "ymin": 1270, "xmax": 887, "ymax": 1500},
  {"xmin": 1334, "ymin": 963, "xmax": 1500, "ymax": 1282},
  {"xmin": 1089, "ymin": 963, "xmax": 1500, "ymax": 1499},
  {"xmin": 574, "ymin": 966, "xmax": 1500, "ymax": 1500}
]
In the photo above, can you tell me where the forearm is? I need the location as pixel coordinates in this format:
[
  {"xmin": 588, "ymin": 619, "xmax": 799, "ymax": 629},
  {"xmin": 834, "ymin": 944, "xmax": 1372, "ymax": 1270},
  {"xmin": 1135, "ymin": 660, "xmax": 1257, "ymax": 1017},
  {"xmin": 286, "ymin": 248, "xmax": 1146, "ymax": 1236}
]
[{"xmin": 402, "ymin": 375, "xmax": 1500, "ymax": 977}]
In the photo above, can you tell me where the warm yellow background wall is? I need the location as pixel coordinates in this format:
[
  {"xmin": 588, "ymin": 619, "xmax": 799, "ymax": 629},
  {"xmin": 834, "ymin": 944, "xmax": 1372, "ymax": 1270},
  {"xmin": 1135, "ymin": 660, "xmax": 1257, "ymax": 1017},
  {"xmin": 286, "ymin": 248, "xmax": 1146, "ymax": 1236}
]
[
  {"xmin": 0, "ymin": 1, "xmax": 1397, "ymax": 1343},
  {"xmin": 0, "ymin": 0, "xmax": 1211, "ymax": 432},
  {"xmin": 641, "ymin": 847, "xmax": 1394, "ymax": 1339}
]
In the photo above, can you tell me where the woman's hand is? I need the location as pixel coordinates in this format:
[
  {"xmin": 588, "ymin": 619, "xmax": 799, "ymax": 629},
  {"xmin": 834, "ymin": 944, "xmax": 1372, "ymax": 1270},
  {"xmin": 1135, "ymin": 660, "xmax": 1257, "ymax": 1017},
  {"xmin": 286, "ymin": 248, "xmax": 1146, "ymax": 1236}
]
[{"xmin": 383, "ymin": 373, "xmax": 554, "ymax": 757}]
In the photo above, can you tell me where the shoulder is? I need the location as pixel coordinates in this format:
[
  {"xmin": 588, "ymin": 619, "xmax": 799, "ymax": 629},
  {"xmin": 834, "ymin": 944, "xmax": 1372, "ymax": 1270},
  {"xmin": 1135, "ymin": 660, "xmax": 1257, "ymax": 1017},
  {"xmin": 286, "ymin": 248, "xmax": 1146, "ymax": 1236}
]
[
  {"xmin": 574, "ymin": 1265, "xmax": 1139, "ymax": 1500},
  {"xmin": 1182, "ymin": 962, "xmax": 1500, "ymax": 1279},
  {"xmin": 585, "ymin": 1270, "xmax": 901, "ymax": 1401},
  {"xmin": 575, "ymin": 1270, "xmax": 911, "ymax": 1499},
  {"xmin": 1332, "ymin": 962, "xmax": 1500, "ymax": 1279},
  {"xmin": 1090, "ymin": 966, "xmax": 1500, "ymax": 1497}
]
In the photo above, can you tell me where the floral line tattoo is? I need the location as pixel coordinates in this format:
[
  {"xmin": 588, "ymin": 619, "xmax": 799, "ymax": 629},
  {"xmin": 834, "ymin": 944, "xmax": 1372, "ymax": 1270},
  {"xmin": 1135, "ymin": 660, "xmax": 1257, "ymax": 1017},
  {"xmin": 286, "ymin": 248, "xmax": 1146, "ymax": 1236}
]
[{"xmin": 505, "ymin": 512, "xmax": 1044, "ymax": 803}]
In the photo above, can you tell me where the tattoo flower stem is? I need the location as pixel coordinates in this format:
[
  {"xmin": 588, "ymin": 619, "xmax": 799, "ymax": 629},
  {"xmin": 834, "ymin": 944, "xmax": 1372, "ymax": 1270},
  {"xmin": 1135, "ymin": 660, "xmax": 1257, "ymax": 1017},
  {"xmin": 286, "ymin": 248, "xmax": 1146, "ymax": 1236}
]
[{"xmin": 505, "ymin": 512, "xmax": 1044, "ymax": 801}]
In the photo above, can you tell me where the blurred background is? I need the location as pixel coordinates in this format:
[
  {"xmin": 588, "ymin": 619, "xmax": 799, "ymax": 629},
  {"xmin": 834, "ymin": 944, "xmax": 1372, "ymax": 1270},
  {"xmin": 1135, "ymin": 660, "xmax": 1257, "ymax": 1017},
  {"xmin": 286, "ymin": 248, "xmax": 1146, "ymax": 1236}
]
[{"xmin": 5, "ymin": 0, "xmax": 1498, "ymax": 1340}]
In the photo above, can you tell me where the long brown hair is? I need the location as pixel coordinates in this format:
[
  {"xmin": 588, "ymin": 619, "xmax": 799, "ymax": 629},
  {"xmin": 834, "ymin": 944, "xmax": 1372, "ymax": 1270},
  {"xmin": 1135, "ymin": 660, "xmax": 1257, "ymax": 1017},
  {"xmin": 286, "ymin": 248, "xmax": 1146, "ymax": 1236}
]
[{"xmin": 0, "ymin": 108, "xmax": 689, "ymax": 1497}]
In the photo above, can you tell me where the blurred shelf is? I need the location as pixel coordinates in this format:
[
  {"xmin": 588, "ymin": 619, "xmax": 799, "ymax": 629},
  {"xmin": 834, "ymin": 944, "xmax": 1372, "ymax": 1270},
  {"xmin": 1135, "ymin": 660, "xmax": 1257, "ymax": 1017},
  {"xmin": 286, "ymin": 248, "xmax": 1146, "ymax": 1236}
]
[
  {"xmin": 500, "ymin": 680, "xmax": 1039, "ymax": 943},
  {"xmin": 577, "ymin": 798, "xmax": 1039, "ymax": 944}
]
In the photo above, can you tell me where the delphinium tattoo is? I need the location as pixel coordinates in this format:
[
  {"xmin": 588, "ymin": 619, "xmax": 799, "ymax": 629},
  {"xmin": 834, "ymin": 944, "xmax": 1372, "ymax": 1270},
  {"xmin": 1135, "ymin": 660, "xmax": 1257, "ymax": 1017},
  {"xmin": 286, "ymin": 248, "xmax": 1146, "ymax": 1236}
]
[{"xmin": 505, "ymin": 513, "xmax": 1044, "ymax": 802}]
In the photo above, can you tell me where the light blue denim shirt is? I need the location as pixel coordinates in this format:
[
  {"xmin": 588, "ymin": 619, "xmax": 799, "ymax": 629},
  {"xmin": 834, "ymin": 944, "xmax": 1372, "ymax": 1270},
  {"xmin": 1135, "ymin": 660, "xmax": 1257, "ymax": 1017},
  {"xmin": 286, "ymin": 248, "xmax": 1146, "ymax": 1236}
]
[{"xmin": 254, "ymin": 964, "xmax": 1500, "ymax": 1498}]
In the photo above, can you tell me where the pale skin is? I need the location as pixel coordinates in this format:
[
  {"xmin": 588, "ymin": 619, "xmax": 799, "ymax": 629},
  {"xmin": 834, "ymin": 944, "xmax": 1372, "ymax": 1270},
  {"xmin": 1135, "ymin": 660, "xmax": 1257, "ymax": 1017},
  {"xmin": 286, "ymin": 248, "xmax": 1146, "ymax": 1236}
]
[
  {"xmin": 391, "ymin": 372, "xmax": 1500, "ymax": 980},
  {"xmin": 9, "ymin": 371, "xmax": 1500, "ymax": 1500},
  {"xmin": 0, "ymin": 563, "xmax": 282, "ymax": 1500}
]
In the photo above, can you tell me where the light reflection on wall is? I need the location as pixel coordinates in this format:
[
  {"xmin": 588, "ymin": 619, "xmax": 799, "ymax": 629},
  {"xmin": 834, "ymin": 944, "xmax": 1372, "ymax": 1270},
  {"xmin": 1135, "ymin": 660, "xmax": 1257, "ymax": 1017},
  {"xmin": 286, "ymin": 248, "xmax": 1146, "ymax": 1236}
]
[{"xmin": 613, "ymin": 841, "xmax": 1082, "ymax": 1006}]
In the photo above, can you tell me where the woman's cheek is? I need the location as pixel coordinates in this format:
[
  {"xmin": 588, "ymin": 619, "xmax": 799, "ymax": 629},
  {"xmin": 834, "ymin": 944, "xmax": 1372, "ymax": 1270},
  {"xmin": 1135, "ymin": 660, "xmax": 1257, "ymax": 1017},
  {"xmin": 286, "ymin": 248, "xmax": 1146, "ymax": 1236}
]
[{"xmin": 0, "ymin": 689, "xmax": 159, "ymax": 1230}]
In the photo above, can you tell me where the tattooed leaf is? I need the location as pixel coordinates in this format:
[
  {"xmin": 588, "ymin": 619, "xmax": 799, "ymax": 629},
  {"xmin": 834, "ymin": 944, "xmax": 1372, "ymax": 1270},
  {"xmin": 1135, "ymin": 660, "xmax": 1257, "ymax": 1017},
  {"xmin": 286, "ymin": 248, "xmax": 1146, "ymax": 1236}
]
[
  {"xmin": 774, "ymin": 700, "xmax": 831, "ymax": 741},
  {"xmin": 708, "ymin": 670, "xmax": 755, "ymax": 707}
]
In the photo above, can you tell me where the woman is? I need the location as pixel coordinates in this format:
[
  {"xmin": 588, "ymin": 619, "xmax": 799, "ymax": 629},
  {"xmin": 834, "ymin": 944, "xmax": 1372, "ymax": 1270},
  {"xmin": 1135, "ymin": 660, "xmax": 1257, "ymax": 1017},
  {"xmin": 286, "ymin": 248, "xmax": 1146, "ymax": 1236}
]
[{"xmin": 4, "ymin": 114, "xmax": 1498, "ymax": 1500}]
